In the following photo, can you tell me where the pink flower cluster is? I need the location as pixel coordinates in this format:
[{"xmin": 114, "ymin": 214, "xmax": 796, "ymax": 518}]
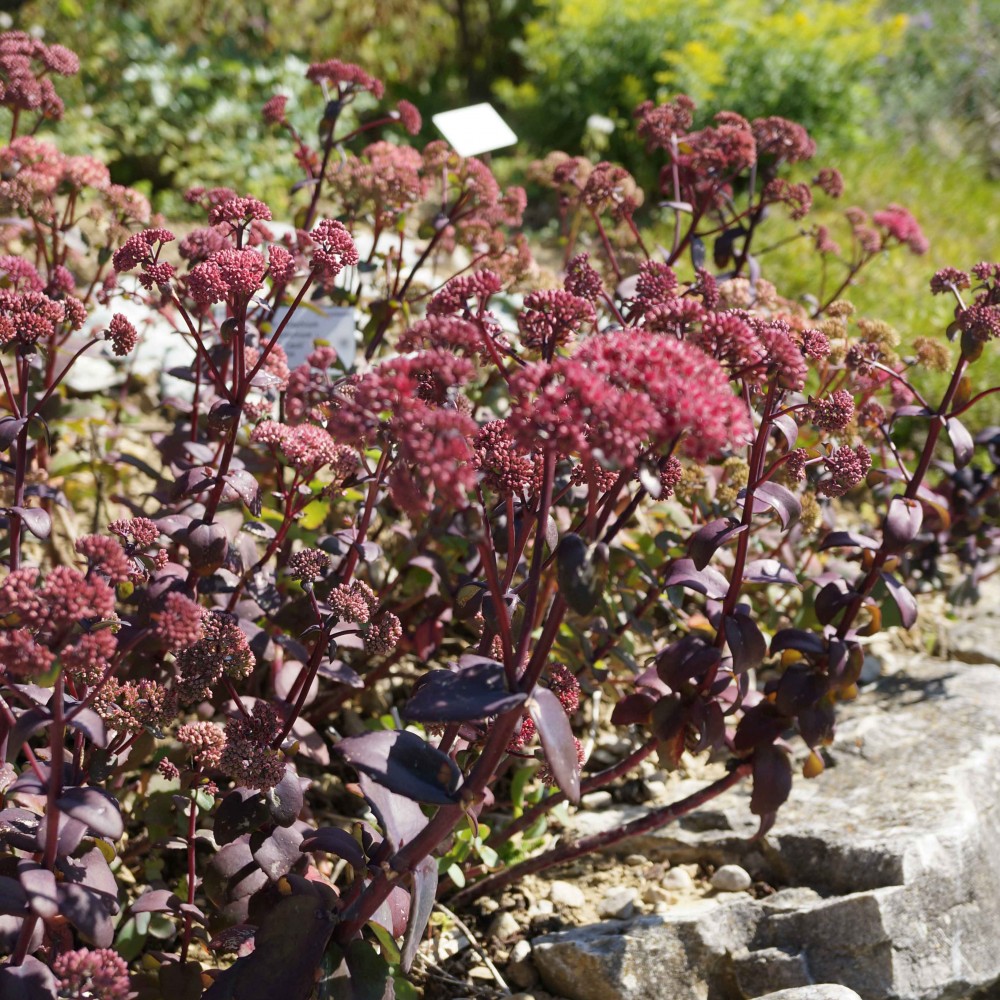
[
  {"xmin": 508, "ymin": 329, "xmax": 752, "ymax": 471},
  {"xmin": 0, "ymin": 32, "xmax": 79, "ymax": 123},
  {"xmin": 53, "ymin": 947, "xmax": 130, "ymax": 1000}
]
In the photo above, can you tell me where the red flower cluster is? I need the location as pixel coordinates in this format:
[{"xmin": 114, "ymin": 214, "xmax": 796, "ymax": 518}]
[
  {"xmin": 219, "ymin": 701, "xmax": 286, "ymax": 790},
  {"xmin": 306, "ymin": 59, "xmax": 385, "ymax": 99},
  {"xmin": 509, "ymin": 329, "xmax": 752, "ymax": 470}
]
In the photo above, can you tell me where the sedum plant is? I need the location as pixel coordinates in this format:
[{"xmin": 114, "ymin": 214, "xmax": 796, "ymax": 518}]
[{"xmin": 0, "ymin": 32, "xmax": 996, "ymax": 1000}]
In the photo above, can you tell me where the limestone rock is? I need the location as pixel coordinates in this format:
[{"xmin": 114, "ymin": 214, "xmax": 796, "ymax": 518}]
[
  {"xmin": 751, "ymin": 989, "xmax": 862, "ymax": 1000},
  {"xmin": 596, "ymin": 886, "xmax": 637, "ymax": 919},
  {"xmin": 532, "ymin": 657, "xmax": 1000, "ymax": 1000},
  {"xmin": 507, "ymin": 939, "xmax": 539, "ymax": 989},
  {"xmin": 548, "ymin": 880, "xmax": 586, "ymax": 909},
  {"xmin": 710, "ymin": 865, "xmax": 752, "ymax": 893}
]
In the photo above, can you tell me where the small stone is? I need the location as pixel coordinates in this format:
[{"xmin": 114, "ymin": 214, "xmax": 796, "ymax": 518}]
[
  {"xmin": 597, "ymin": 886, "xmax": 637, "ymax": 919},
  {"xmin": 507, "ymin": 939, "xmax": 538, "ymax": 989},
  {"xmin": 644, "ymin": 779, "xmax": 668, "ymax": 799},
  {"xmin": 478, "ymin": 897, "xmax": 500, "ymax": 915},
  {"xmin": 548, "ymin": 880, "xmax": 586, "ymax": 909},
  {"xmin": 642, "ymin": 884, "xmax": 671, "ymax": 905},
  {"xmin": 489, "ymin": 911, "xmax": 520, "ymax": 940},
  {"xmin": 625, "ymin": 853, "xmax": 648, "ymax": 867},
  {"xmin": 711, "ymin": 864, "xmax": 752, "ymax": 892},
  {"xmin": 527, "ymin": 899, "xmax": 555, "ymax": 920},
  {"xmin": 468, "ymin": 964, "xmax": 495, "ymax": 980},
  {"xmin": 662, "ymin": 868, "xmax": 694, "ymax": 891},
  {"xmin": 580, "ymin": 790, "xmax": 613, "ymax": 809}
]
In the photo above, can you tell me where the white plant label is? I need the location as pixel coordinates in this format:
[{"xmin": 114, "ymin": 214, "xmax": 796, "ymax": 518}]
[
  {"xmin": 431, "ymin": 103, "xmax": 517, "ymax": 158},
  {"xmin": 271, "ymin": 303, "xmax": 357, "ymax": 369}
]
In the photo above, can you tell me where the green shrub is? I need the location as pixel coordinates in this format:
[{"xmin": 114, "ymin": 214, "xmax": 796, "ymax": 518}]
[{"xmin": 498, "ymin": 0, "xmax": 908, "ymax": 170}]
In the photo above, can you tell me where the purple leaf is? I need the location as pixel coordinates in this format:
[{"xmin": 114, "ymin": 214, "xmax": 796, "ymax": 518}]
[
  {"xmin": 401, "ymin": 855, "xmax": 438, "ymax": 972},
  {"xmin": 750, "ymin": 744, "xmax": 793, "ymax": 830},
  {"xmin": 358, "ymin": 773, "xmax": 430, "ymax": 852},
  {"xmin": 65, "ymin": 706, "xmax": 108, "ymax": 748},
  {"xmin": 336, "ymin": 730, "xmax": 462, "ymax": 805},
  {"xmin": 891, "ymin": 404, "xmax": 933, "ymax": 423},
  {"xmin": 0, "ymin": 809, "xmax": 39, "ymax": 852},
  {"xmin": 18, "ymin": 862, "xmax": 58, "ymax": 919},
  {"xmin": 131, "ymin": 889, "xmax": 183, "ymax": 914},
  {"xmin": 528, "ymin": 687, "xmax": 581, "ymax": 804},
  {"xmin": 688, "ymin": 518, "xmax": 746, "ymax": 571},
  {"xmin": 655, "ymin": 635, "xmax": 721, "ymax": 687},
  {"xmin": 556, "ymin": 533, "xmax": 608, "ymax": 614},
  {"xmin": 745, "ymin": 481, "xmax": 801, "ymax": 528},
  {"xmin": 814, "ymin": 581, "xmax": 857, "ymax": 626},
  {"xmin": 10, "ymin": 506, "xmax": 50, "ymax": 540},
  {"xmin": 772, "ymin": 413, "xmax": 798, "ymax": 450},
  {"xmin": 226, "ymin": 470, "xmax": 263, "ymax": 516},
  {"xmin": 883, "ymin": 496, "xmax": 923, "ymax": 553},
  {"xmin": 769, "ymin": 628, "xmax": 827, "ymax": 657},
  {"xmin": 0, "ymin": 955, "xmax": 57, "ymax": 1000},
  {"xmin": 610, "ymin": 692, "xmax": 656, "ymax": 726},
  {"xmin": 316, "ymin": 659, "xmax": 364, "ymax": 688},
  {"xmin": 251, "ymin": 824, "xmax": 305, "ymax": 881},
  {"xmin": 286, "ymin": 716, "xmax": 329, "ymax": 765},
  {"xmin": 818, "ymin": 530, "xmax": 881, "ymax": 551},
  {"xmin": 662, "ymin": 558, "xmax": 730, "ymax": 599},
  {"xmin": 204, "ymin": 839, "xmax": 268, "ymax": 907},
  {"xmin": 881, "ymin": 571, "xmax": 918, "ymax": 629},
  {"xmin": 0, "ymin": 416, "xmax": 27, "ymax": 450},
  {"xmin": 36, "ymin": 813, "xmax": 87, "ymax": 858},
  {"xmin": 0, "ymin": 874, "xmax": 28, "ymax": 915},
  {"xmin": 7, "ymin": 707, "xmax": 50, "ymax": 761},
  {"xmin": 206, "ymin": 889, "xmax": 338, "ymax": 1000},
  {"xmin": 265, "ymin": 764, "xmax": 305, "ymax": 826},
  {"xmin": 57, "ymin": 882, "xmax": 115, "ymax": 947},
  {"xmin": 743, "ymin": 559, "xmax": 798, "ymax": 585},
  {"xmin": 214, "ymin": 789, "xmax": 269, "ymax": 846},
  {"xmin": 724, "ymin": 613, "xmax": 767, "ymax": 673},
  {"xmin": 56, "ymin": 786, "xmax": 124, "ymax": 840},
  {"xmin": 299, "ymin": 827, "xmax": 365, "ymax": 870},
  {"xmin": 945, "ymin": 417, "xmax": 974, "ymax": 468},
  {"xmin": 403, "ymin": 657, "xmax": 526, "ymax": 723}
]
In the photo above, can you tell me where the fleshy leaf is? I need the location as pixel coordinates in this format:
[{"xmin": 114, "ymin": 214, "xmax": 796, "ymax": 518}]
[
  {"xmin": 743, "ymin": 559, "xmax": 798, "ymax": 585},
  {"xmin": 401, "ymin": 855, "xmax": 438, "ymax": 972},
  {"xmin": 556, "ymin": 533, "xmax": 609, "ymax": 614},
  {"xmin": 750, "ymin": 744, "xmax": 793, "ymax": 835},
  {"xmin": 724, "ymin": 613, "xmax": 767, "ymax": 673},
  {"xmin": 688, "ymin": 518, "xmax": 746, "ymax": 571},
  {"xmin": 10, "ymin": 506, "xmax": 51, "ymax": 540},
  {"xmin": 883, "ymin": 496, "xmax": 923, "ymax": 553},
  {"xmin": 403, "ymin": 657, "xmax": 526, "ymax": 723},
  {"xmin": 662, "ymin": 558, "xmax": 730, "ymax": 599},
  {"xmin": 528, "ymin": 687, "xmax": 581, "ymax": 804},
  {"xmin": 0, "ymin": 955, "xmax": 57, "ymax": 1000},
  {"xmin": 226, "ymin": 470, "xmax": 263, "ymax": 516},
  {"xmin": 945, "ymin": 417, "xmax": 974, "ymax": 468},
  {"xmin": 818, "ymin": 530, "xmax": 881, "ymax": 551},
  {"xmin": 56, "ymin": 786, "xmax": 124, "ymax": 840},
  {"xmin": 336, "ymin": 730, "xmax": 462, "ymax": 805},
  {"xmin": 300, "ymin": 827, "xmax": 365, "ymax": 870},
  {"xmin": 880, "ymin": 571, "xmax": 918, "ymax": 629},
  {"xmin": 745, "ymin": 482, "xmax": 800, "ymax": 528}
]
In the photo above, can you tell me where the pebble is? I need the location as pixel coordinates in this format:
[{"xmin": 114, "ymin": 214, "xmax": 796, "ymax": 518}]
[
  {"xmin": 625, "ymin": 853, "xmax": 648, "ymax": 867},
  {"xmin": 507, "ymin": 939, "xmax": 538, "ymax": 989},
  {"xmin": 469, "ymin": 964, "xmax": 495, "ymax": 980},
  {"xmin": 580, "ymin": 790, "xmax": 613, "ymax": 809},
  {"xmin": 644, "ymin": 779, "xmax": 668, "ymax": 799},
  {"xmin": 527, "ymin": 899, "xmax": 555, "ymax": 920},
  {"xmin": 711, "ymin": 864, "xmax": 753, "ymax": 892},
  {"xmin": 597, "ymin": 886, "xmax": 638, "ymax": 919},
  {"xmin": 642, "ymin": 884, "xmax": 671, "ymax": 905},
  {"xmin": 489, "ymin": 911, "xmax": 520, "ymax": 940},
  {"xmin": 662, "ymin": 868, "xmax": 694, "ymax": 891},
  {"xmin": 548, "ymin": 879, "xmax": 586, "ymax": 908},
  {"xmin": 478, "ymin": 897, "xmax": 500, "ymax": 915}
]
